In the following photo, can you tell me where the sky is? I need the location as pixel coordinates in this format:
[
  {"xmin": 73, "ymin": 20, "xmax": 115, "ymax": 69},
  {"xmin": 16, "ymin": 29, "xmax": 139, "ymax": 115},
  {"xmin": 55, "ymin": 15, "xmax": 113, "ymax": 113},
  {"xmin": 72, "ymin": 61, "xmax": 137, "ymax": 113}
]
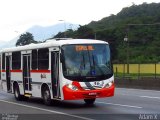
[{"xmin": 0, "ymin": 0, "xmax": 159, "ymax": 42}]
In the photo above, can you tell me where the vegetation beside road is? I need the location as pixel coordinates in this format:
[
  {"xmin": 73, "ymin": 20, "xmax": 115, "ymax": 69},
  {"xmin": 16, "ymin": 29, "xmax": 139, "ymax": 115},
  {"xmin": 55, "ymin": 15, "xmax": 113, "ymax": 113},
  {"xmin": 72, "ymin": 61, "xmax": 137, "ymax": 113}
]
[
  {"xmin": 52, "ymin": 3, "xmax": 160, "ymax": 64},
  {"xmin": 16, "ymin": 3, "xmax": 160, "ymax": 64}
]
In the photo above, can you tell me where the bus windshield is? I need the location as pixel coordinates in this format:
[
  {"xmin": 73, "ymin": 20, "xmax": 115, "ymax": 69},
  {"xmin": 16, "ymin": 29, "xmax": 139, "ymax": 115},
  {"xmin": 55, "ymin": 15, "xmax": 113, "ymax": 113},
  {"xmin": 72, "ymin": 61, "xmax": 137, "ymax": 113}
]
[{"xmin": 61, "ymin": 44, "xmax": 113, "ymax": 82}]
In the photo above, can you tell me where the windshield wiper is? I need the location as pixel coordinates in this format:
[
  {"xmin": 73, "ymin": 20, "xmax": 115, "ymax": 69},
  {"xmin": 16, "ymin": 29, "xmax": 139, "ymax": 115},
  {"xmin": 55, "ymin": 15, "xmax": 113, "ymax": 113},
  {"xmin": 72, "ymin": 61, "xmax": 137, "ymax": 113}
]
[
  {"xmin": 91, "ymin": 54, "xmax": 96, "ymax": 73},
  {"xmin": 82, "ymin": 53, "xmax": 85, "ymax": 69},
  {"xmin": 78, "ymin": 52, "xmax": 86, "ymax": 76}
]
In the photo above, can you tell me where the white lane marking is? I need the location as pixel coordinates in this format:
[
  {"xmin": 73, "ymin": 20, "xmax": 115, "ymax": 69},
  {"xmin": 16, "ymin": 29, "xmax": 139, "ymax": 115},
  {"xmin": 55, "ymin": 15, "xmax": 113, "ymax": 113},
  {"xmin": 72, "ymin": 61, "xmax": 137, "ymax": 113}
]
[
  {"xmin": 116, "ymin": 88, "xmax": 160, "ymax": 93},
  {"xmin": 96, "ymin": 101, "xmax": 142, "ymax": 109},
  {"xmin": 119, "ymin": 93, "xmax": 160, "ymax": 100},
  {"xmin": 119, "ymin": 93, "xmax": 141, "ymax": 97},
  {"xmin": 140, "ymin": 96, "xmax": 160, "ymax": 99},
  {"xmin": 0, "ymin": 100, "xmax": 94, "ymax": 120}
]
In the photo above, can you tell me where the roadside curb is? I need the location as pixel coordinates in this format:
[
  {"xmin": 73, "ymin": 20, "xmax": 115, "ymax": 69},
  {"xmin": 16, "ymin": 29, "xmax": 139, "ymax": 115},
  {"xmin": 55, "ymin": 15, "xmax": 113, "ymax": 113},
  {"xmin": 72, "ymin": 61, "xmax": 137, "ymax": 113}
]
[{"xmin": 115, "ymin": 77, "xmax": 160, "ymax": 90}]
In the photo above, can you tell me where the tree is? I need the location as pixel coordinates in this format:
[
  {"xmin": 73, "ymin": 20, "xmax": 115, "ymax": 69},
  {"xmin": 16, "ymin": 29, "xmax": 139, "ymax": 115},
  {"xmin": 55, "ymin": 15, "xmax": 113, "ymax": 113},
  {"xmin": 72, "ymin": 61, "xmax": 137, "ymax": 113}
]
[
  {"xmin": 16, "ymin": 32, "xmax": 37, "ymax": 46},
  {"xmin": 75, "ymin": 25, "xmax": 95, "ymax": 39},
  {"xmin": 52, "ymin": 26, "xmax": 95, "ymax": 39},
  {"xmin": 53, "ymin": 32, "xmax": 65, "ymax": 38}
]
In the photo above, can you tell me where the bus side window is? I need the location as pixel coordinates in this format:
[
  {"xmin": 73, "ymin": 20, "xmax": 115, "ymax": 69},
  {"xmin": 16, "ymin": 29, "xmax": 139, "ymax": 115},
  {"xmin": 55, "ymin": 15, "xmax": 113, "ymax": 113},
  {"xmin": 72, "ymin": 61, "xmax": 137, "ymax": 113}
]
[
  {"xmin": 2, "ymin": 53, "xmax": 5, "ymax": 70},
  {"xmin": 38, "ymin": 48, "xmax": 49, "ymax": 70},
  {"xmin": 1, "ymin": 53, "xmax": 5, "ymax": 80},
  {"xmin": 12, "ymin": 52, "xmax": 21, "ymax": 70},
  {"xmin": 0, "ymin": 55, "xmax": 1, "ymax": 79},
  {"xmin": 32, "ymin": 49, "xmax": 38, "ymax": 70}
]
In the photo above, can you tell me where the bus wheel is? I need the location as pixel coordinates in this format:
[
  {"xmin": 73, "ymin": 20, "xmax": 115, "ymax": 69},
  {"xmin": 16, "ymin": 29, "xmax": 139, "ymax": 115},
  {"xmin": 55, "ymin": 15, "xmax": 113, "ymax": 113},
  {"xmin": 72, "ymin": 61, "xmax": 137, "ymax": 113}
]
[
  {"xmin": 14, "ymin": 85, "xmax": 22, "ymax": 101},
  {"xmin": 42, "ymin": 87, "xmax": 51, "ymax": 106},
  {"xmin": 84, "ymin": 98, "xmax": 96, "ymax": 105}
]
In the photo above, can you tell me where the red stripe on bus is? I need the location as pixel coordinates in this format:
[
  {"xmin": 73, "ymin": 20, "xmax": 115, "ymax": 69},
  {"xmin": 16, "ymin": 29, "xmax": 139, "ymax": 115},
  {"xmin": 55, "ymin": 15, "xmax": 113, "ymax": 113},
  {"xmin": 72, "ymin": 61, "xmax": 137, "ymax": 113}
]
[
  {"xmin": 10, "ymin": 70, "xmax": 22, "ymax": 72},
  {"xmin": 2, "ymin": 70, "xmax": 6, "ymax": 72},
  {"xmin": 30, "ymin": 70, "xmax": 51, "ymax": 73},
  {"xmin": 1, "ymin": 69, "xmax": 50, "ymax": 73}
]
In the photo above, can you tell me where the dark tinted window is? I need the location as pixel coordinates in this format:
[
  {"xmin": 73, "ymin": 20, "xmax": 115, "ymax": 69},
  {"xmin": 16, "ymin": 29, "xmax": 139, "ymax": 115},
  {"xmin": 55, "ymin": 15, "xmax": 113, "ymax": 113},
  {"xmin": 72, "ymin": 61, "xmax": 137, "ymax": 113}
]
[
  {"xmin": 12, "ymin": 52, "xmax": 21, "ymax": 69},
  {"xmin": 38, "ymin": 48, "xmax": 49, "ymax": 69},
  {"xmin": 2, "ymin": 53, "xmax": 5, "ymax": 70},
  {"xmin": 0, "ymin": 55, "xmax": 1, "ymax": 79},
  {"xmin": 32, "ymin": 49, "xmax": 38, "ymax": 69}
]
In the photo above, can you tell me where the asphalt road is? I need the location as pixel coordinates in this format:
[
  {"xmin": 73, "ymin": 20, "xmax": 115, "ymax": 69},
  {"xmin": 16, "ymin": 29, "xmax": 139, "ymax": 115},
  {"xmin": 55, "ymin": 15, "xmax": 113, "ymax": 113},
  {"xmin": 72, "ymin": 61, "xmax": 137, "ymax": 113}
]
[{"xmin": 0, "ymin": 87, "xmax": 160, "ymax": 120}]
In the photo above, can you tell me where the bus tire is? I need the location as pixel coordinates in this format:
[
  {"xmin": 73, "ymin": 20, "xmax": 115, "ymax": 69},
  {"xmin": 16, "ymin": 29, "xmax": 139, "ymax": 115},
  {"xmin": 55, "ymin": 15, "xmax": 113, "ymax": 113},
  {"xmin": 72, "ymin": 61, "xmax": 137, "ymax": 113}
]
[
  {"xmin": 42, "ymin": 87, "xmax": 51, "ymax": 106},
  {"xmin": 84, "ymin": 98, "xmax": 96, "ymax": 105},
  {"xmin": 14, "ymin": 85, "xmax": 22, "ymax": 101}
]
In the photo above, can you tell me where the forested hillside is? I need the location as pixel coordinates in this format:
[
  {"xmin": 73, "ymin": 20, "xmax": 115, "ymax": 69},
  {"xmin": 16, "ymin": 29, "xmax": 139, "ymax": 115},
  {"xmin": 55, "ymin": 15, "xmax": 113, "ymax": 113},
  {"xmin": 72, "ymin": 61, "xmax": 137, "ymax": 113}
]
[{"xmin": 53, "ymin": 3, "xmax": 160, "ymax": 63}]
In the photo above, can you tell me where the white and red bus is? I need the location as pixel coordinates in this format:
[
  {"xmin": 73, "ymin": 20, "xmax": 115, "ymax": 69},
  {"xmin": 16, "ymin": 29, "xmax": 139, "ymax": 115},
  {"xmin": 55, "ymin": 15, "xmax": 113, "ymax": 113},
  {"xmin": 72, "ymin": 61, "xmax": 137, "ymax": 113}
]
[{"xmin": 0, "ymin": 39, "xmax": 114, "ymax": 105}]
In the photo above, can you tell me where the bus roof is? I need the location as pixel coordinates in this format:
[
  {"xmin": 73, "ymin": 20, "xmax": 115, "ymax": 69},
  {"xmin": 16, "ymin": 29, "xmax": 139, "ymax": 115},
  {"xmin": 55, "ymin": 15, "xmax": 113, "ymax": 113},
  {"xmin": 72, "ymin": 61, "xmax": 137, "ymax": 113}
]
[{"xmin": 0, "ymin": 39, "xmax": 108, "ymax": 53}]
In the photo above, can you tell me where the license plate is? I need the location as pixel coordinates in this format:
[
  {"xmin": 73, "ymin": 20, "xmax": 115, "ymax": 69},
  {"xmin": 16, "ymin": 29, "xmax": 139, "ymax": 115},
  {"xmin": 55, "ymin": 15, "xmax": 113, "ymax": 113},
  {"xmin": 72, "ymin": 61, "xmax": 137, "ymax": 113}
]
[{"xmin": 89, "ymin": 93, "xmax": 97, "ymax": 96}]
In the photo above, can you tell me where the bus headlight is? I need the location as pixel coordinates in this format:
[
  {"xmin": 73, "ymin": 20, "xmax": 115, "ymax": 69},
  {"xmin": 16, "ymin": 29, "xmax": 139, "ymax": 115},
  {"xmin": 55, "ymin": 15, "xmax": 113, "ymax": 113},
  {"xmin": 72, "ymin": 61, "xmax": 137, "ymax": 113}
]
[
  {"xmin": 66, "ymin": 84, "xmax": 78, "ymax": 91},
  {"xmin": 104, "ymin": 81, "xmax": 113, "ymax": 88}
]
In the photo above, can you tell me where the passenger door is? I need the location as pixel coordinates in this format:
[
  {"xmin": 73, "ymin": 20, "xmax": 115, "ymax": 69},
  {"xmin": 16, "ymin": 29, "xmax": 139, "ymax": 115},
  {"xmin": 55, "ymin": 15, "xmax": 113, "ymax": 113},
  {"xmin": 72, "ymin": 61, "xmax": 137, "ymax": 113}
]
[
  {"xmin": 6, "ymin": 56, "xmax": 11, "ymax": 92},
  {"xmin": 51, "ymin": 52, "xmax": 60, "ymax": 99},
  {"xmin": 23, "ymin": 54, "xmax": 32, "ymax": 93}
]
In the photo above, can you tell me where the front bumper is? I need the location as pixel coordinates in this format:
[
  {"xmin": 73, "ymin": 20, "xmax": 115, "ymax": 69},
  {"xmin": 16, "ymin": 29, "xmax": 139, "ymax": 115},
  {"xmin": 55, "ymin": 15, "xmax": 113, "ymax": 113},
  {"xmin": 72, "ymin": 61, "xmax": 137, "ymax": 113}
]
[{"xmin": 62, "ymin": 84, "xmax": 115, "ymax": 100}]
